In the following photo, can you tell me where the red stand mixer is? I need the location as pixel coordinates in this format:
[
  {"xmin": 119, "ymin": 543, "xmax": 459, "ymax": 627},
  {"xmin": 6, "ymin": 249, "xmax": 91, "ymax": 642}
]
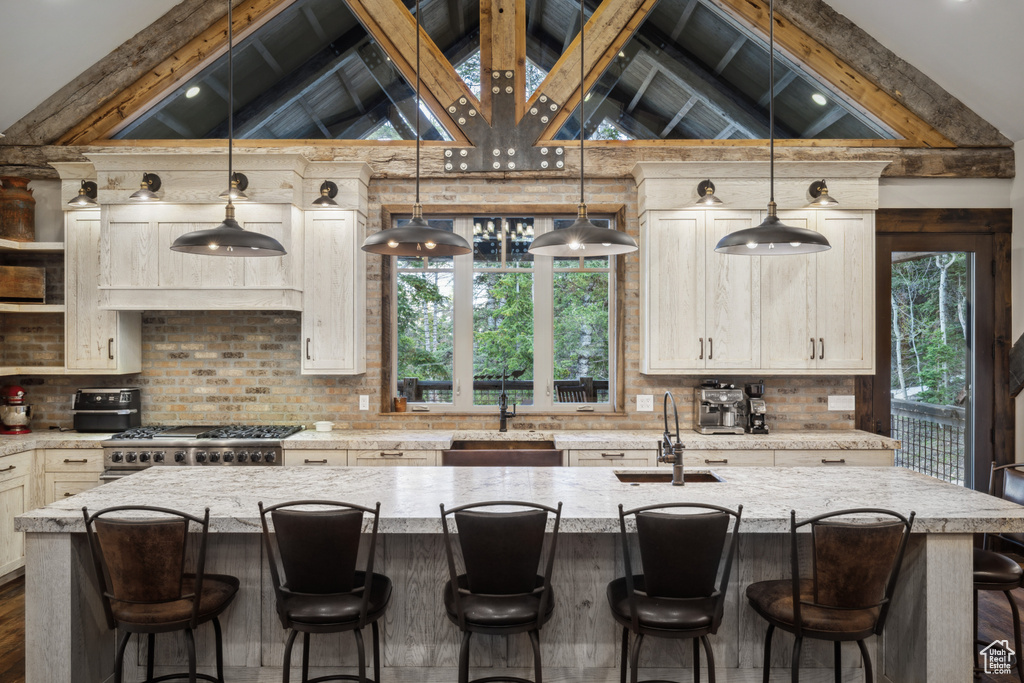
[{"xmin": 0, "ymin": 385, "xmax": 31, "ymax": 434}]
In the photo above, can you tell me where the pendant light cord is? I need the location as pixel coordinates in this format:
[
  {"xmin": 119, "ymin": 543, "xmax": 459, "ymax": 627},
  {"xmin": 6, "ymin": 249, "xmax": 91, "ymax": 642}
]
[
  {"xmin": 768, "ymin": 0, "xmax": 774, "ymax": 205},
  {"xmin": 415, "ymin": 0, "xmax": 421, "ymax": 207},
  {"xmin": 227, "ymin": 0, "xmax": 234, "ymax": 202},
  {"xmin": 579, "ymin": 0, "xmax": 585, "ymax": 208}
]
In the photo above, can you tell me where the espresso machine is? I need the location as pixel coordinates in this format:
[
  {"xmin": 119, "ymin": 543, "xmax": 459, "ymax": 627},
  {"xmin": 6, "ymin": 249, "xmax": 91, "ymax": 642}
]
[
  {"xmin": 694, "ymin": 380, "xmax": 746, "ymax": 434},
  {"xmin": 0, "ymin": 385, "xmax": 32, "ymax": 435},
  {"xmin": 745, "ymin": 380, "xmax": 769, "ymax": 434}
]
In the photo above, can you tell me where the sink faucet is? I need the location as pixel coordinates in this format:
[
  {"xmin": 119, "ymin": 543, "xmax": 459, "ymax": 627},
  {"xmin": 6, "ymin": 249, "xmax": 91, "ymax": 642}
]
[
  {"xmin": 658, "ymin": 391, "xmax": 685, "ymax": 485},
  {"xmin": 498, "ymin": 374, "xmax": 516, "ymax": 432}
]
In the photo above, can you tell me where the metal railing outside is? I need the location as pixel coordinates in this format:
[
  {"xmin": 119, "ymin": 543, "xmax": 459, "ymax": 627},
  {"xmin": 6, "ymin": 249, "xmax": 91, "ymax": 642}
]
[{"xmin": 891, "ymin": 398, "xmax": 966, "ymax": 485}]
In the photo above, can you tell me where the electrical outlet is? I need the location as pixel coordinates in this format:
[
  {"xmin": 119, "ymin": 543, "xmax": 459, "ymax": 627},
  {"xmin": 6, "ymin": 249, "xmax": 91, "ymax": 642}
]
[
  {"xmin": 827, "ymin": 395, "xmax": 855, "ymax": 411},
  {"xmin": 359, "ymin": 395, "xmax": 370, "ymax": 411},
  {"xmin": 637, "ymin": 394, "xmax": 654, "ymax": 412}
]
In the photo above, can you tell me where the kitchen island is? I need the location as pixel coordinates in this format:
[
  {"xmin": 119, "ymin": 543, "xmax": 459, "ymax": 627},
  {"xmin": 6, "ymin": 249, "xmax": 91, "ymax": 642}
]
[{"xmin": 16, "ymin": 465, "xmax": 1010, "ymax": 683}]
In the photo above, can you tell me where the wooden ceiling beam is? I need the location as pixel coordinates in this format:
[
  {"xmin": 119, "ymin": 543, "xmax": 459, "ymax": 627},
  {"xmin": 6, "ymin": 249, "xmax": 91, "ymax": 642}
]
[
  {"xmin": 55, "ymin": 0, "xmax": 294, "ymax": 146},
  {"xmin": 480, "ymin": 0, "xmax": 524, "ymax": 122},
  {"xmin": 704, "ymin": 0, "xmax": 954, "ymax": 148},
  {"xmin": 529, "ymin": 0, "xmax": 658, "ymax": 141},
  {"xmin": 346, "ymin": 0, "xmax": 477, "ymax": 137}
]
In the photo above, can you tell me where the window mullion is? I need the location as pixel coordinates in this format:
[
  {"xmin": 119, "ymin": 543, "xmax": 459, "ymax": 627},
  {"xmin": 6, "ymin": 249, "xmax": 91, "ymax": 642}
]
[
  {"xmin": 534, "ymin": 217, "xmax": 554, "ymax": 410},
  {"xmin": 453, "ymin": 216, "xmax": 474, "ymax": 410}
]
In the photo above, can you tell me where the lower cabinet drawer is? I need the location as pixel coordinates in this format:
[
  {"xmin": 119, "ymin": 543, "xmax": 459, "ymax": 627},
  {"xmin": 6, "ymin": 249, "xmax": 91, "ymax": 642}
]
[
  {"xmin": 569, "ymin": 450, "xmax": 656, "ymax": 467},
  {"xmin": 348, "ymin": 450, "xmax": 438, "ymax": 466},
  {"xmin": 44, "ymin": 449, "xmax": 104, "ymax": 472},
  {"xmin": 0, "ymin": 451, "xmax": 33, "ymax": 484},
  {"xmin": 45, "ymin": 472, "xmax": 102, "ymax": 505},
  {"xmin": 284, "ymin": 450, "xmax": 347, "ymax": 467},
  {"xmin": 684, "ymin": 450, "xmax": 774, "ymax": 467},
  {"xmin": 775, "ymin": 450, "xmax": 894, "ymax": 467}
]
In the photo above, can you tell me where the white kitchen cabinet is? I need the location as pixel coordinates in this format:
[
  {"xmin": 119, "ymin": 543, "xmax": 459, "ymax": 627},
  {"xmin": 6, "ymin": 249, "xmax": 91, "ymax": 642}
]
[
  {"xmin": 760, "ymin": 210, "xmax": 874, "ymax": 373},
  {"xmin": 301, "ymin": 211, "xmax": 366, "ymax": 375},
  {"xmin": 44, "ymin": 473, "xmax": 101, "ymax": 505},
  {"xmin": 65, "ymin": 210, "xmax": 142, "ymax": 372},
  {"xmin": 641, "ymin": 210, "xmax": 759, "ymax": 373},
  {"xmin": 683, "ymin": 450, "xmax": 774, "ymax": 468},
  {"xmin": 348, "ymin": 449, "xmax": 437, "ymax": 466},
  {"xmin": 0, "ymin": 451, "xmax": 34, "ymax": 578},
  {"xmin": 283, "ymin": 449, "xmax": 348, "ymax": 466},
  {"xmin": 569, "ymin": 449, "xmax": 656, "ymax": 467},
  {"xmin": 774, "ymin": 449, "xmax": 893, "ymax": 467}
]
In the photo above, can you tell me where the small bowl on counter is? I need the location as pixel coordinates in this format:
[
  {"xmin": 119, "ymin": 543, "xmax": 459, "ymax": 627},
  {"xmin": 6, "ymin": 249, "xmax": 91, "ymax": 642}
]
[{"xmin": 313, "ymin": 421, "xmax": 334, "ymax": 432}]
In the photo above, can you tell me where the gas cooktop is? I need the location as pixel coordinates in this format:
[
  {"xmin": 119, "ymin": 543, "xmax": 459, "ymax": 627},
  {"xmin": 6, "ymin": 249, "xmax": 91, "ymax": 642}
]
[
  {"xmin": 110, "ymin": 425, "xmax": 304, "ymax": 440},
  {"xmin": 103, "ymin": 425, "xmax": 305, "ymax": 470}
]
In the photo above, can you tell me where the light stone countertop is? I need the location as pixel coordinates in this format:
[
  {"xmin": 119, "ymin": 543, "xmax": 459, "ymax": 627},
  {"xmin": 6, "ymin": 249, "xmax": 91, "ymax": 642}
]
[
  {"xmin": 0, "ymin": 431, "xmax": 112, "ymax": 457},
  {"xmin": 16, "ymin": 464, "xmax": 1016, "ymax": 535}
]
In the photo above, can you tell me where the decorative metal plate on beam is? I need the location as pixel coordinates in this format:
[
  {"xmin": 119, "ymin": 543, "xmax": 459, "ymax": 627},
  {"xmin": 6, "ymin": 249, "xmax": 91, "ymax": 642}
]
[{"xmin": 444, "ymin": 71, "xmax": 563, "ymax": 173}]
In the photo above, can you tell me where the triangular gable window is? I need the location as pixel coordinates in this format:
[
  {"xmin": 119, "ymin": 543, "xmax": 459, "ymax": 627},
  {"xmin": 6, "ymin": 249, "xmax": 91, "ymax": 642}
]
[
  {"xmin": 555, "ymin": 0, "xmax": 895, "ymax": 141},
  {"xmin": 115, "ymin": 0, "xmax": 456, "ymax": 141}
]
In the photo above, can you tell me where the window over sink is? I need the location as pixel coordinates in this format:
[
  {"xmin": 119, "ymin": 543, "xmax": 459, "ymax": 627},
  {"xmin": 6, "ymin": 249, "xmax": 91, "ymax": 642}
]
[{"xmin": 392, "ymin": 213, "xmax": 616, "ymax": 412}]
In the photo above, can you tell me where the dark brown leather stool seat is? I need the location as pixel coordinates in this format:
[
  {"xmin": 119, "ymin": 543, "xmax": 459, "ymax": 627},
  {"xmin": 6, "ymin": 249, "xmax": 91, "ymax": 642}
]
[
  {"xmin": 281, "ymin": 571, "xmax": 392, "ymax": 625},
  {"xmin": 440, "ymin": 500, "xmax": 562, "ymax": 683},
  {"xmin": 83, "ymin": 505, "xmax": 236, "ymax": 683},
  {"xmin": 607, "ymin": 576, "xmax": 716, "ymax": 632},
  {"xmin": 260, "ymin": 500, "xmax": 392, "ymax": 683},
  {"xmin": 975, "ymin": 548, "xmax": 1024, "ymax": 588},
  {"xmin": 745, "ymin": 508, "xmax": 914, "ymax": 683},
  {"xmin": 607, "ymin": 503, "xmax": 743, "ymax": 683}
]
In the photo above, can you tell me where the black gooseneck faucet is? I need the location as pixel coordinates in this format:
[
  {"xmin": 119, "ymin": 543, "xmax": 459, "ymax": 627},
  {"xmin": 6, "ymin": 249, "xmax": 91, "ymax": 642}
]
[
  {"xmin": 498, "ymin": 371, "xmax": 516, "ymax": 432},
  {"xmin": 658, "ymin": 391, "xmax": 685, "ymax": 485}
]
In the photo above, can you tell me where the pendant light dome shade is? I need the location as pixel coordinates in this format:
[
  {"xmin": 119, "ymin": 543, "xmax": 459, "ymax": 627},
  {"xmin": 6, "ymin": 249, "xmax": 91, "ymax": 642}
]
[
  {"xmin": 68, "ymin": 180, "xmax": 98, "ymax": 207},
  {"xmin": 171, "ymin": 203, "xmax": 286, "ymax": 256},
  {"xmin": 694, "ymin": 180, "xmax": 723, "ymax": 206},
  {"xmin": 714, "ymin": 205, "xmax": 830, "ymax": 255},
  {"xmin": 362, "ymin": 210, "xmax": 471, "ymax": 257},
  {"xmin": 129, "ymin": 173, "xmax": 161, "ymax": 201},
  {"xmin": 529, "ymin": 207, "xmax": 637, "ymax": 256}
]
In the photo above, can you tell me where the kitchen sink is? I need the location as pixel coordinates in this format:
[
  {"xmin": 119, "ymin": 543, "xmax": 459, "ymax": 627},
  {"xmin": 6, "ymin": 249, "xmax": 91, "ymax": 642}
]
[
  {"xmin": 442, "ymin": 440, "xmax": 563, "ymax": 466},
  {"xmin": 615, "ymin": 471, "xmax": 725, "ymax": 484}
]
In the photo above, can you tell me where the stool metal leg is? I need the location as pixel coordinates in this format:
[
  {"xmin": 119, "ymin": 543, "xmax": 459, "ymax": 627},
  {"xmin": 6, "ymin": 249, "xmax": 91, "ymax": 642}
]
[
  {"xmin": 373, "ymin": 621, "xmax": 382, "ymax": 683},
  {"xmin": 354, "ymin": 627, "xmax": 367, "ymax": 683},
  {"xmin": 693, "ymin": 637, "xmax": 701, "ymax": 683},
  {"xmin": 1006, "ymin": 590, "xmax": 1024, "ymax": 683},
  {"xmin": 856, "ymin": 639, "xmax": 873, "ymax": 683},
  {"xmin": 114, "ymin": 630, "xmax": 131, "ymax": 683},
  {"xmin": 834, "ymin": 641, "xmax": 841, "ymax": 683},
  {"xmin": 459, "ymin": 631, "xmax": 472, "ymax": 683},
  {"xmin": 762, "ymin": 624, "xmax": 775, "ymax": 683},
  {"xmin": 620, "ymin": 627, "xmax": 628, "ymax": 683},
  {"xmin": 282, "ymin": 629, "xmax": 299, "ymax": 683},
  {"xmin": 302, "ymin": 632, "xmax": 311, "ymax": 683},
  {"xmin": 185, "ymin": 627, "xmax": 197, "ymax": 683},
  {"xmin": 701, "ymin": 635, "xmax": 716, "ymax": 683},
  {"xmin": 147, "ymin": 633, "xmax": 156, "ymax": 682},
  {"xmin": 629, "ymin": 633, "xmax": 644, "ymax": 683},
  {"xmin": 529, "ymin": 629, "xmax": 543, "ymax": 683},
  {"xmin": 791, "ymin": 635, "xmax": 802, "ymax": 683},
  {"xmin": 213, "ymin": 617, "xmax": 225, "ymax": 683}
]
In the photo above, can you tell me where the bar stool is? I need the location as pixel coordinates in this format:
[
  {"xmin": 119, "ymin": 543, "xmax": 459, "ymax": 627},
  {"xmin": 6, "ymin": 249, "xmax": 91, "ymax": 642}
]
[
  {"xmin": 259, "ymin": 500, "xmax": 392, "ymax": 683},
  {"xmin": 440, "ymin": 500, "xmax": 562, "ymax": 683},
  {"xmin": 82, "ymin": 505, "xmax": 239, "ymax": 683},
  {"xmin": 745, "ymin": 508, "xmax": 915, "ymax": 683},
  {"xmin": 974, "ymin": 463, "xmax": 1024, "ymax": 681},
  {"xmin": 607, "ymin": 502, "xmax": 743, "ymax": 683}
]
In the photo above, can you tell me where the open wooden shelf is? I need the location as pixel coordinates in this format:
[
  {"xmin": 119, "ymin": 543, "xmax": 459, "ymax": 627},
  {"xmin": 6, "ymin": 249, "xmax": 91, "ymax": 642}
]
[
  {"xmin": 0, "ymin": 303, "xmax": 64, "ymax": 314},
  {"xmin": 0, "ymin": 238, "xmax": 64, "ymax": 253},
  {"xmin": 0, "ymin": 365, "xmax": 68, "ymax": 376}
]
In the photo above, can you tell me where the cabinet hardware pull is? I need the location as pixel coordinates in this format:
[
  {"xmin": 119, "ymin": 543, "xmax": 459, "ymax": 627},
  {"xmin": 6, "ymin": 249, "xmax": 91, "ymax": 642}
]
[
  {"xmin": 699, "ymin": 338, "xmax": 704, "ymax": 359},
  {"xmin": 704, "ymin": 458, "xmax": 728, "ymax": 464},
  {"xmin": 306, "ymin": 338, "xmax": 311, "ymax": 360},
  {"xmin": 63, "ymin": 458, "xmax": 89, "ymax": 463},
  {"xmin": 821, "ymin": 458, "xmax": 846, "ymax": 464},
  {"xmin": 381, "ymin": 451, "xmax": 404, "ymax": 458},
  {"xmin": 708, "ymin": 337, "xmax": 713, "ymax": 360},
  {"xmin": 108, "ymin": 338, "xmax": 114, "ymax": 360},
  {"xmin": 64, "ymin": 492, "xmax": 74, "ymax": 497},
  {"xmin": 819, "ymin": 337, "xmax": 824, "ymax": 360},
  {"xmin": 0, "ymin": 465, "xmax": 15, "ymax": 473},
  {"xmin": 601, "ymin": 452, "xmax": 625, "ymax": 458},
  {"xmin": 304, "ymin": 459, "xmax": 328, "ymax": 464},
  {"xmin": 810, "ymin": 338, "xmax": 816, "ymax": 360}
]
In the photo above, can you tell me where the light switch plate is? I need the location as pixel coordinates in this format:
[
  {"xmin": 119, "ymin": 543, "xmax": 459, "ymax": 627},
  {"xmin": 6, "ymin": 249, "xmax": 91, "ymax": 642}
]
[
  {"xmin": 828, "ymin": 395, "xmax": 855, "ymax": 411},
  {"xmin": 637, "ymin": 394, "xmax": 654, "ymax": 412},
  {"xmin": 359, "ymin": 395, "xmax": 370, "ymax": 411}
]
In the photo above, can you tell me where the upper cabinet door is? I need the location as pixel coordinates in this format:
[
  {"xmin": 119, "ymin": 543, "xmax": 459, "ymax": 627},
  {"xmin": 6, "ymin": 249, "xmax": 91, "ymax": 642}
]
[
  {"xmin": 302, "ymin": 211, "xmax": 366, "ymax": 375},
  {"xmin": 641, "ymin": 211, "xmax": 706, "ymax": 373},
  {"xmin": 814, "ymin": 210, "xmax": 874, "ymax": 371},
  {"xmin": 705, "ymin": 212, "xmax": 760, "ymax": 370},
  {"xmin": 760, "ymin": 211, "xmax": 817, "ymax": 371}
]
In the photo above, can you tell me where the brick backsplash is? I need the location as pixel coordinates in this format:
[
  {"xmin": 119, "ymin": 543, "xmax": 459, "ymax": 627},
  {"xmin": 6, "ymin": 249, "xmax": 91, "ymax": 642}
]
[{"xmin": 5, "ymin": 176, "xmax": 856, "ymax": 432}]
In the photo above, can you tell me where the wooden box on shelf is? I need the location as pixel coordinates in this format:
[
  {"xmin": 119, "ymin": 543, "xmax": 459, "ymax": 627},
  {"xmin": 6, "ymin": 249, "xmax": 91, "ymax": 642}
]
[{"xmin": 0, "ymin": 265, "xmax": 45, "ymax": 302}]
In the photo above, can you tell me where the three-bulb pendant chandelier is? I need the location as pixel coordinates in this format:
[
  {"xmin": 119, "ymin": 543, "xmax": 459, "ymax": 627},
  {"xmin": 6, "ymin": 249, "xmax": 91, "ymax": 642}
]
[
  {"xmin": 714, "ymin": 0, "xmax": 830, "ymax": 256},
  {"xmin": 170, "ymin": 0, "xmax": 286, "ymax": 257}
]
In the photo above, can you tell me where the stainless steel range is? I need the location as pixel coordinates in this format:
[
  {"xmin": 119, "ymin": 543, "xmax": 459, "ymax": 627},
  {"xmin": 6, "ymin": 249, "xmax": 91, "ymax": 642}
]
[{"xmin": 101, "ymin": 425, "xmax": 303, "ymax": 480}]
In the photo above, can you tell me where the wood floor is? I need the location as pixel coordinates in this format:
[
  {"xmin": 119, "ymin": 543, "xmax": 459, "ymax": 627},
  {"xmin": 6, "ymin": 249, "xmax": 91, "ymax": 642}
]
[{"xmin": 0, "ymin": 574, "xmax": 1022, "ymax": 682}]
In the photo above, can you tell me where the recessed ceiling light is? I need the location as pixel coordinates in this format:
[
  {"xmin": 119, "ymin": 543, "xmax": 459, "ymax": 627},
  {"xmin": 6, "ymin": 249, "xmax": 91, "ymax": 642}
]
[
  {"xmin": 185, "ymin": 86, "xmax": 201, "ymax": 98},
  {"xmin": 811, "ymin": 93, "xmax": 827, "ymax": 106}
]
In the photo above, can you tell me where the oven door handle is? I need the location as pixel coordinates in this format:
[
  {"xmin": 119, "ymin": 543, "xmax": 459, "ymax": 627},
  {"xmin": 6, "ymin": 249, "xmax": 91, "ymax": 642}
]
[
  {"xmin": 100, "ymin": 470, "xmax": 136, "ymax": 481},
  {"xmin": 72, "ymin": 409, "xmax": 138, "ymax": 415}
]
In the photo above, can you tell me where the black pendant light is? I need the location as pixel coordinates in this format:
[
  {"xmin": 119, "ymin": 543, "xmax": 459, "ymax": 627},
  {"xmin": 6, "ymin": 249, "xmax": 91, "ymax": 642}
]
[
  {"xmin": 171, "ymin": 0, "xmax": 286, "ymax": 257},
  {"xmin": 528, "ymin": 0, "xmax": 637, "ymax": 257},
  {"xmin": 361, "ymin": 0, "xmax": 471, "ymax": 257},
  {"xmin": 714, "ymin": 0, "xmax": 830, "ymax": 256}
]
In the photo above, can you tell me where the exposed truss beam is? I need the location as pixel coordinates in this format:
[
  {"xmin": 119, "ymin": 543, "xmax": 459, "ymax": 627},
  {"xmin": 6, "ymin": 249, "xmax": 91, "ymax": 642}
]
[
  {"xmin": 626, "ymin": 67, "xmax": 657, "ymax": 115},
  {"xmin": 659, "ymin": 96, "xmax": 698, "ymax": 138},
  {"xmin": 298, "ymin": 97, "xmax": 332, "ymax": 138},
  {"xmin": 357, "ymin": 43, "xmax": 445, "ymax": 140},
  {"xmin": 336, "ymin": 70, "xmax": 366, "ymax": 114},
  {"xmin": 155, "ymin": 111, "xmax": 194, "ymax": 138},
  {"xmin": 480, "ymin": 0, "xmax": 523, "ymax": 121},
  {"xmin": 301, "ymin": 5, "xmax": 327, "ymax": 42},
  {"xmin": 757, "ymin": 70, "xmax": 797, "ymax": 108},
  {"xmin": 251, "ymin": 37, "xmax": 285, "ymax": 77},
  {"xmin": 714, "ymin": 35, "xmax": 746, "ymax": 75},
  {"xmin": 714, "ymin": 122, "xmax": 740, "ymax": 139},
  {"xmin": 669, "ymin": 0, "xmax": 699, "ymax": 42},
  {"xmin": 447, "ymin": 0, "xmax": 466, "ymax": 40}
]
